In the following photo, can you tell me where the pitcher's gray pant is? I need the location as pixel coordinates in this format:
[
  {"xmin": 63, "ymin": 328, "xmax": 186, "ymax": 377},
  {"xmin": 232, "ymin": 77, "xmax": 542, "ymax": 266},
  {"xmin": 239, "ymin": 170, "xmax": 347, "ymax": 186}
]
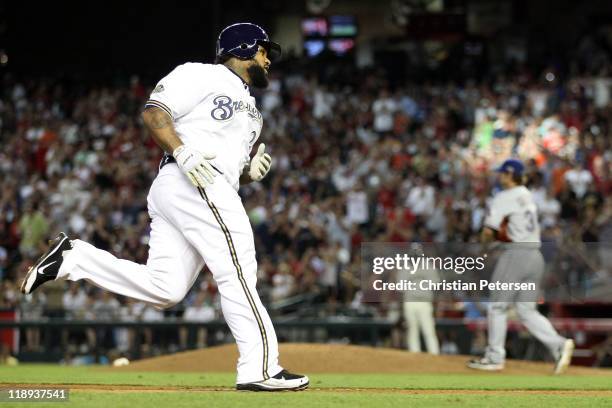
[{"xmin": 485, "ymin": 247, "xmax": 566, "ymax": 363}]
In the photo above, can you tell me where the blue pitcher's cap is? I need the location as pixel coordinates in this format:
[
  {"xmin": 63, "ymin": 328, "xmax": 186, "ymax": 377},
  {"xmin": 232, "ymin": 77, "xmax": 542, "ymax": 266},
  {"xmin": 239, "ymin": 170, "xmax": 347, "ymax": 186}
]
[{"xmin": 496, "ymin": 159, "xmax": 524, "ymax": 176}]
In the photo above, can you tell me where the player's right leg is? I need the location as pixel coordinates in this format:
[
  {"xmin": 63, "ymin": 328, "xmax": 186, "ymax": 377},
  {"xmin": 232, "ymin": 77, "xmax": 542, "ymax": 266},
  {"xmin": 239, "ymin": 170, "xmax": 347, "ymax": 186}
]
[{"xmin": 21, "ymin": 174, "xmax": 204, "ymax": 309}]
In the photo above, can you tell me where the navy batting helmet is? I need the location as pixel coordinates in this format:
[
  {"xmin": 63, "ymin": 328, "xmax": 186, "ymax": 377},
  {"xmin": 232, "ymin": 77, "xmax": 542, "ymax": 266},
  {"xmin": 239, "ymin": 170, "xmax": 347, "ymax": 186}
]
[{"xmin": 216, "ymin": 23, "xmax": 281, "ymax": 61}]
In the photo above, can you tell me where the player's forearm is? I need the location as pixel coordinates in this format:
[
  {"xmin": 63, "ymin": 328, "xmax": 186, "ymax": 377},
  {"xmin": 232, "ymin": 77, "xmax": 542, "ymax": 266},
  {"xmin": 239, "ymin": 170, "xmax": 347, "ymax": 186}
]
[{"xmin": 141, "ymin": 106, "xmax": 183, "ymax": 154}]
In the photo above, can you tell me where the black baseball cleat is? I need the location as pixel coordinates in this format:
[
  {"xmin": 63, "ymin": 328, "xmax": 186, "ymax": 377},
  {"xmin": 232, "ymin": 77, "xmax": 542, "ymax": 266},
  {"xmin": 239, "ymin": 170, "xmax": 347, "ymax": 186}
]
[
  {"xmin": 20, "ymin": 232, "xmax": 72, "ymax": 295},
  {"xmin": 236, "ymin": 369, "xmax": 309, "ymax": 391}
]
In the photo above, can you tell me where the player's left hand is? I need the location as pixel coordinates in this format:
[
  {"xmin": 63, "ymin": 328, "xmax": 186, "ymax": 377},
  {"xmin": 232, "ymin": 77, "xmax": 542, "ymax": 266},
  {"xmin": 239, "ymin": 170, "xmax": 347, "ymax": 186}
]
[{"xmin": 249, "ymin": 143, "xmax": 272, "ymax": 181}]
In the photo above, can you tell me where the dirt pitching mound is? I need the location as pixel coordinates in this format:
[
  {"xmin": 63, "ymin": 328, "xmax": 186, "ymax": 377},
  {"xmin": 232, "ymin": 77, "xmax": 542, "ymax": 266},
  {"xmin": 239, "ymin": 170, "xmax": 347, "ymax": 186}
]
[{"xmin": 118, "ymin": 343, "xmax": 611, "ymax": 376}]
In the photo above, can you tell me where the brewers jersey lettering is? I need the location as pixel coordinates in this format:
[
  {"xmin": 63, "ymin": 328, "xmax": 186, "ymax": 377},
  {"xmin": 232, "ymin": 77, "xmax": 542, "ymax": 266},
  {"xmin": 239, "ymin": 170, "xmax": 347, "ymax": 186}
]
[{"xmin": 146, "ymin": 63, "xmax": 262, "ymax": 190}]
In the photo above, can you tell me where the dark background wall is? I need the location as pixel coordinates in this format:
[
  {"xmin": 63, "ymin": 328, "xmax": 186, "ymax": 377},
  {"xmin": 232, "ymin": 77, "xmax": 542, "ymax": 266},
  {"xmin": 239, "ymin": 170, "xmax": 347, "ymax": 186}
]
[
  {"xmin": 1, "ymin": 1, "xmax": 283, "ymax": 82},
  {"xmin": 1, "ymin": 0, "xmax": 611, "ymax": 84}
]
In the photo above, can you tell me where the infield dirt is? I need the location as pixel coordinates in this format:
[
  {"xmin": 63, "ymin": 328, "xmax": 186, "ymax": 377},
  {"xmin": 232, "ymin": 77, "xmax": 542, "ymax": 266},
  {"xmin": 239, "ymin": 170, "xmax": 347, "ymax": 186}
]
[{"xmin": 117, "ymin": 343, "xmax": 611, "ymax": 376}]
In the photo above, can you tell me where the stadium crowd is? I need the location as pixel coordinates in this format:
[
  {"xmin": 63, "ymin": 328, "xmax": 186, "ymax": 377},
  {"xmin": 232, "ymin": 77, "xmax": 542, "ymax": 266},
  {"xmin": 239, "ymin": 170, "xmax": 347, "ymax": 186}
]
[{"xmin": 0, "ymin": 57, "xmax": 611, "ymax": 356}]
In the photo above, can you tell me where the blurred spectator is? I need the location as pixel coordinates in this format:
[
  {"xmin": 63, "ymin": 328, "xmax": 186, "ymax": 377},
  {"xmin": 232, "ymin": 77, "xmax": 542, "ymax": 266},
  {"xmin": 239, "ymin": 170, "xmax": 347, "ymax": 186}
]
[
  {"xmin": 1, "ymin": 280, "xmax": 18, "ymax": 308},
  {"xmin": 88, "ymin": 291, "xmax": 120, "ymax": 350},
  {"xmin": 536, "ymin": 188, "xmax": 562, "ymax": 228},
  {"xmin": 19, "ymin": 292, "xmax": 46, "ymax": 351},
  {"xmin": 180, "ymin": 290, "xmax": 216, "ymax": 349},
  {"xmin": 346, "ymin": 182, "xmax": 369, "ymax": 225},
  {"xmin": 565, "ymin": 162, "xmax": 593, "ymax": 199},
  {"xmin": 271, "ymin": 262, "xmax": 295, "ymax": 301},
  {"xmin": 62, "ymin": 282, "xmax": 90, "ymax": 350},
  {"xmin": 116, "ymin": 298, "xmax": 145, "ymax": 353},
  {"xmin": 405, "ymin": 177, "xmax": 435, "ymax": 217},
  {"xmin": 372, "ymin": 89, "xmax": 397, "ymax": 134},
  {"xmin": 62, "ymin": 282, "xmax": 88, "ymax": 320},
  {"xmin": 18, "ymin": 202, "xmax": 49, "ymax": 258},
  {"xmin": 140, "ymin": 303, "xmax": 164, "ymax": 352}
]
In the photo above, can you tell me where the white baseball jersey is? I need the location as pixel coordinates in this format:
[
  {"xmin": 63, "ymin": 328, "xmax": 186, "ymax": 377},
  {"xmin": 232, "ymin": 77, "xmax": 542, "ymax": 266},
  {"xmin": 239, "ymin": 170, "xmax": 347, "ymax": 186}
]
[
  {"xmin": 146, "ymin": 63, "xmax": 262, "ymax": 191},
  {"xmin": 484, "ymin": 186, "xmax": 540, "ymax": 243}
]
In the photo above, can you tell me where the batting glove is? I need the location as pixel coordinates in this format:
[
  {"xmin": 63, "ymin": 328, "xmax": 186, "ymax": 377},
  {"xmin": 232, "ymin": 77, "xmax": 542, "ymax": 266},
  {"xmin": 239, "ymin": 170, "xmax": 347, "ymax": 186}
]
[
  {"xmin": 173, "ymin": 144, "xmax": 217, "ymax": 189},
  {"xmin": 249, "ymin": 143, "xmax": 272, "ymax": 181}
]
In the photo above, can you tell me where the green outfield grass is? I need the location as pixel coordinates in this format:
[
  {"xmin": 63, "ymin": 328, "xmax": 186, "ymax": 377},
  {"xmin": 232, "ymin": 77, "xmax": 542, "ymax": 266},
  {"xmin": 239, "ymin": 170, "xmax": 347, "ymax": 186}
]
[
  {"xmin": 1, "ymin": 365, "xmax": 611, "ymax": 407},
  {"xmin": 12, "ymin": 392, "xmax": 612, "ymax": 408}
]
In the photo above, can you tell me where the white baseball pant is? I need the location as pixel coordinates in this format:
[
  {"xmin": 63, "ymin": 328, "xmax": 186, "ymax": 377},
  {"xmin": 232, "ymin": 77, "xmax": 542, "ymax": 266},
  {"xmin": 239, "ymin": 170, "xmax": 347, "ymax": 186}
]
[{"xmin": 58, "ymin": 163, "xmax": 282, "ymax": 384}]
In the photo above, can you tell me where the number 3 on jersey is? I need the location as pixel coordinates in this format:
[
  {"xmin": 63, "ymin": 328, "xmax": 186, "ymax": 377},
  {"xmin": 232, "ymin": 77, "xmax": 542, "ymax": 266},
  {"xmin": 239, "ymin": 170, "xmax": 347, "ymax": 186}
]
[{"xmin": 524, "ymin": 210, "xmax": 536, "ymax": 232}]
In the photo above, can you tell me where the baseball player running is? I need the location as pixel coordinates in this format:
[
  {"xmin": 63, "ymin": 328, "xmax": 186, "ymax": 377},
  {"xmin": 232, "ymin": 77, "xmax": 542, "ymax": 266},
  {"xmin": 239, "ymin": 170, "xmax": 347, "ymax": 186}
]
[
  {"xmin": 21, "ymin": 22, "xmax": 309, "ymax": 391},
  {"xmin": 467, "ymin": 159, "xmax": 574, "ymax": 374}
]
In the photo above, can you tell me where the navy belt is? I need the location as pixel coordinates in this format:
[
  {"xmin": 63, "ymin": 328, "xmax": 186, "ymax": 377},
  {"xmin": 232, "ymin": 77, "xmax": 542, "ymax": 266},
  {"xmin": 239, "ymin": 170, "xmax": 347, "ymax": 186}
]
[{"xmin": 159, "ymin": 154, "xmax": 176, "ymax": 170}]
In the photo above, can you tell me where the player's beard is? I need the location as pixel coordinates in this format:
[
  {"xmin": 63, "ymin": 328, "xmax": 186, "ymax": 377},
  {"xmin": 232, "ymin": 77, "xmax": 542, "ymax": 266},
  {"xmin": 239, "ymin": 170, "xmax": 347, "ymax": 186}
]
[{"xmin": 247, "ymin": 63, "xmax": 269, "ymax": 89}]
